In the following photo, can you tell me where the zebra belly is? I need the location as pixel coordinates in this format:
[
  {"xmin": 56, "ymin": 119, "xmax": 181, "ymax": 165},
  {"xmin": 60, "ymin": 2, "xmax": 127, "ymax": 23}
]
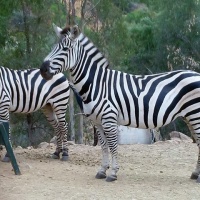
[
  {"xmin": 117, "ymin": 95, "xmax": 200, "ymax": 130},
  {"xmin": 117, "ymin": 109, "xmax": 181, "ymax": 129},
  {"xmin": 117, "ymin": 112, "xmax": 149, "ymax": 129},
  {"xmin": 9, "ymin": 103, "xmax": 43, "ymax": 113}
]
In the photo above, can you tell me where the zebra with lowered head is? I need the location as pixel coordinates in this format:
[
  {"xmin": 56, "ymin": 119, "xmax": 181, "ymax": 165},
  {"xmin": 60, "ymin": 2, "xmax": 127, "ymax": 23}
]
[
  {"xmin": 40, "ymin": 24, "xmax": 200, "ymax": 182},
  {"xmin": 0, "ymin": 66, "xmax": 69, "ymax": 161}
]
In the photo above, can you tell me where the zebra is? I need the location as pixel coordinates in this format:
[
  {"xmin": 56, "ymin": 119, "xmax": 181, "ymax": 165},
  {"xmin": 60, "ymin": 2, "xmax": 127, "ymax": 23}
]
[
  {"xmin": 0, "ymin": 66, "xmax": 70, "ymax": 161},
  {"xmin": 40, "ymin": 24, "xmax": 200, "ymax": 183}
]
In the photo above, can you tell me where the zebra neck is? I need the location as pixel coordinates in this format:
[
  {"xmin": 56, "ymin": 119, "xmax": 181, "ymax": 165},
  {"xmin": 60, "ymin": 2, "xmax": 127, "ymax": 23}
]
[
  {"xmin": 70, "ymin": 34, "xmax": 109, "ymax": 102},
  {"xmin": 73, "ymin": 33, "xmax": 109, "ymax": 82},
  {"xmin": 77, "ymin": 33, "xmax": 109, "ymax": 69}
]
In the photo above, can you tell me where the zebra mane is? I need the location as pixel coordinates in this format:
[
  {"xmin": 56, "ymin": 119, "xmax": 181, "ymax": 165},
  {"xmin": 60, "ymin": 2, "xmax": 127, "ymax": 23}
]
[
  {"xmin": 61, "ymin": 25, "xmax": 110, "ymax": 69},
  {"xmin": 61, "ymin": 26, "xmax": 71, "ymax": 35},
  {"xmin": 78, "ymin": 33, "xmax": 110, "ymax": 70},
  {"xmin": 61, "ymin": 25, "xmax": 80, "ymax": 40}
]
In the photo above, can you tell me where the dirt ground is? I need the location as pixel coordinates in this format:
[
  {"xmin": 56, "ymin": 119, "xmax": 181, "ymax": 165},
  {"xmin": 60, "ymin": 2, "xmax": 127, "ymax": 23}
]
[{"xmin": 1, "ymin": 139, "xmax": 200, "ymax": 200}]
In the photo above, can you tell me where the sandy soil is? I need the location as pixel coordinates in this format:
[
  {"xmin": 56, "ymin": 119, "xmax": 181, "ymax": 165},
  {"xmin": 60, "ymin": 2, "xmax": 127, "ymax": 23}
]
[{"xmin": 1, "ymin": 139, "xmax": 200, "ymax": 200}]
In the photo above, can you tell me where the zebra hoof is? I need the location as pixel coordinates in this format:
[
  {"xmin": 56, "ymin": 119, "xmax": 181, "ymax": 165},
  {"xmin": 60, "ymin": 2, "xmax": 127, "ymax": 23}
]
[
  {"xmin": 61, "ymin": 155, "xmax": 69, "ymax": 161},
  {"xmin": 106, "ymin": 175, "xmax": 117, "ymax": 182},
  {"xmin": 95, "ymin": 171, "xmax": 106, "ymax": 179},
  {"xmin": 2, "ymin": 156, "xmax": 10, "ymax": 162},
  {"xmin": 196, "ymin": 175, "xmax": 200, "ymax": 183},
  {"xmin": 51, "ymin": 152, "xmax": 60, "ymax": 159},
  {"xmin": 61, "ymin": 151, "xmax": 68, "ymax": 161},
  {"xmin": 190, "ymin": 172, "xmax": 199, "ymax": 180}
]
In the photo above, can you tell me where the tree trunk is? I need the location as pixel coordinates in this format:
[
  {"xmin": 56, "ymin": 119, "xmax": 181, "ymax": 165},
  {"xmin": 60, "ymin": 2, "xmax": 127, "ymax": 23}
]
[
  {"xmin": 64, "ymin": 1, "xmax": 76, "ymax": 142},
  {"xmin": 80, "ymin": 0, "xmax": 87, "ymax": 30},
  {"xmin": 77, "ymin": 114, "xmax": 83, "ymax": 144},
  {"xmin": 69, "ymin": 74, "xmax": 75, "ymax": 141},
  {"xmin": 21, "ymin": 0, "xmax": 34, "ymax": 146}
]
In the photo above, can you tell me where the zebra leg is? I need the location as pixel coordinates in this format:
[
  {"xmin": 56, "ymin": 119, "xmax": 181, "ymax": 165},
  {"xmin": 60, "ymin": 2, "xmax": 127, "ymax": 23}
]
[
  {"xmin": 103, "ymin": 124, "xmax": 119, "ymax": 182},
  {"xmin": 42, "ymin": 105, "xmax": 62, "ymax": 159},
  {"xmin": 95, "ymin": 125, "xmax": 109, "ymax": 179},
  {"xmin": 1, "ymin": 110, "xmax": 11, "ymax": 162},
  {"xmin": 2, "ymin": 129, "xmax": 11, "ymax": 162},
  {"xmin": 191, "ymin": 147, "xmax": 200, "ymax": 182},
  {"xmin": 2, "ymin": 131, "xmax": 11, "ymax": 162},
  {"xmin": 54, "ymin": 109, "xmax": 69, "ymax": 161},
  {"xmin": 184, "ymin": 118, "xmax": 200, "ymax": 182},
  {"xmin": 61, "ymin": 127, "xmax": 69, "ymax": 161},
  {"xmin": 2, "ymin": 152, "xmax": 10, "ymax": 162}
]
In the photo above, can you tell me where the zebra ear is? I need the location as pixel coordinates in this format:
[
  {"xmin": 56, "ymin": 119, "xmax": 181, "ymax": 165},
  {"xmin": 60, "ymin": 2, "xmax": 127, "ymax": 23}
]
[
  {"xmin": 70, "ymin": 25, "xmax": 80, "ymax": 39},
  {"xmin": 53, "ymin": 23, "xmax": 62, "ymax": 38}
]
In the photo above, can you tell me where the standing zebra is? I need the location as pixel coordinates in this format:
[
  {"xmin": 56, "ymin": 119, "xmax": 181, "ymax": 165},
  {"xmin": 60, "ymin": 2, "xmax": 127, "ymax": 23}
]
[
  {"xmin": 40, "ymin": 24, "xmax": 200, "ymax": 182},
  {"xmin": 0, "ymin": 66, "xmax": 69, "ymax": 161}
]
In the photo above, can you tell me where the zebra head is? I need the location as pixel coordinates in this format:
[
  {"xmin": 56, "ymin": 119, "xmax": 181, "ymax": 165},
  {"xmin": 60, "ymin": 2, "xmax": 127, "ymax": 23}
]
[{"xmin": 40, "ymin": 24, "xmax": 80, "ymax": 80}]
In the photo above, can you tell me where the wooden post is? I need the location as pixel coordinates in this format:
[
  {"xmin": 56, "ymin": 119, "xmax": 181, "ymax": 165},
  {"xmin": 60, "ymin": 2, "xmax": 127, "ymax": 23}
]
[
  {"xmin": 69, "ymin": 74, "xmax": 75, "ymax": 141},
  {"xmin": 77, "ymin": 114, "xmax": 83, "ymax": 144}
]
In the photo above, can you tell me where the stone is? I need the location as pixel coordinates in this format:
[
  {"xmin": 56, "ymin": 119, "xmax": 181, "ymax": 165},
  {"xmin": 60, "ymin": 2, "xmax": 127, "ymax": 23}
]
[
  {"xmin": 38, "ymin": 142, "xmax": 49, "ymax": 149},
  {"xmin": 67, "ymin": 141, "xmax": 75, "ymax": 145},
  {"xmin": 16, "ymin": 146, "xmax": 23, "ymax": 150},
  {"xmin": 50, "ymin": 136, "xmax": 57, "ymax": 145},
  {"xmin": 27, "ymin": 146, "xmax": 33, "ymax": 150},
  {"xmin": 169, "ymin": 131, "xmax": 192, "ymax": 141}
]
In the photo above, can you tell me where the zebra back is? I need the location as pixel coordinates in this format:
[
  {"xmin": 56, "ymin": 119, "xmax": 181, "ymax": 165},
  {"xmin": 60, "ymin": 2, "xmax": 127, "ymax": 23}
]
[{"xmin": 0, "ymin": 66, "xmax": 69, "ymax": 114}]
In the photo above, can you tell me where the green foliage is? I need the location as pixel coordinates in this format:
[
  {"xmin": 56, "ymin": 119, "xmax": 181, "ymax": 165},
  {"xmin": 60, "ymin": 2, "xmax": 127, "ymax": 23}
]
[
  {"xmin": 123, "ymin": 7, "xmax": 157, "ymax": 74},
  {"xmin": 112, "ymin": 0, "xmax": 133, "ymax": 13},
  {"xmin": 85, "ymin": 1, "xmax": 134, "ymax": 71},
  {"xmin": 154, "ymin": 0, "xmax": 200, "ymax": 71},
  {"xmin": 0, "ymin": 0, "xmax": 67, "ymax": 69},
  {"xmin": 10, "ymin": 111, "xmax": 54, "ymax": 147},
  {"xmin": 160, "ymin": 118, "xmax": 190, "ymax": 140}
]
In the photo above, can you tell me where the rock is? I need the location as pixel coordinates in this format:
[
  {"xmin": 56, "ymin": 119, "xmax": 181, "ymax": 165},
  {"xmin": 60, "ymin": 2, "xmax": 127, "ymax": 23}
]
[
  {"xmin": 50, "ymin": 136, "xmax": 57, "ymax": 145},
  {"xmin": 67, "ymin": 141, "xmax": 75, "ymax": 145},
  {"xmin": 47, "ymin": 143, "xmax": 56, "ymax": 149},
  {"xmin": 38, "ymin": 142, "xmax": 49, "ymax": 149},
  {"xmin": 169, "ymin": 131, "xmax": 192, "ymax": 140},
  {"xmin": 0, "ymin": 145, "xmax": 4, "ymax": 150},
  {"xmin": 27, "ymin": 146, "xmax": 33, "ymax": 150},
  {"xmin": 16, "ymin": 146, "xmax": 23, "ymax": 150}
]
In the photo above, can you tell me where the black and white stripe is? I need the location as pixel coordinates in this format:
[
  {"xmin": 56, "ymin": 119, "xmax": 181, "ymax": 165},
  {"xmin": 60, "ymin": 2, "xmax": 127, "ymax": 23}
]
[
  {"xmin": 40, "ymin": 25, "xmax": 200, "ymax": 182},
  {"xmin": 0, "ymin": 66, "xmax": 69, "ymax": 161}
]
